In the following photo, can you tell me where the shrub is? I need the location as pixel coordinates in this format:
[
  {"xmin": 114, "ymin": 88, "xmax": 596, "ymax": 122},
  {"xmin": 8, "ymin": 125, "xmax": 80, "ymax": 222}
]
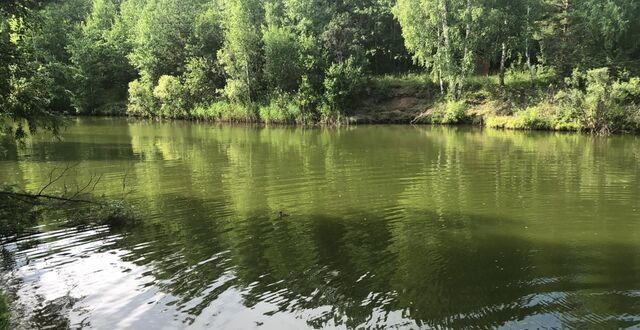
[
  {"xmin": 323, "ymin": 57, "xmax": 364, "ymax": 114},
  {"xmin": 183, "ymin": 57, "xmax": 224, "ymax": 105},
  {"xmin": 263, "ymin": 26, "xmax": 303, "ymax": 94},
  {"xmin": 554, "ymin": 68, "xmax": 640, "ymax": 134},
  {"xmin": 258, "ymin": 94, "xmax": 306, "ymax": 124},
  {"xmin": 153, "ymin": 75, "xmax": 186, "ymax": 118},
  {"xmin": 414, "ymin": 100, "xmax": 468, "ymax": 124},
  {"xmin": 127, "ymin": 79, "xmax": 156, "ymax": 117},
  {"xmin": 443, "ymin": 100, "xmax": 467, "ymax": 123},
  {"xmin": 485, "ymin": 115, "xmax": 526, "ymax": 129}
]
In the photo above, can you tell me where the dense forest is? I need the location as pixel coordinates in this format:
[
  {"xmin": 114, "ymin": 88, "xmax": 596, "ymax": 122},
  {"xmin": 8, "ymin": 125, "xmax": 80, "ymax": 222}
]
[{"xmin": 2, "ymin": 0, "xmax": 640, "ymax": 134}]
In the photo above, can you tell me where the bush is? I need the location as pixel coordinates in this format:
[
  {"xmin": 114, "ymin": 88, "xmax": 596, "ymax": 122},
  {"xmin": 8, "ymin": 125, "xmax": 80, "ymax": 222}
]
[
  {"xmin": 258, "ymin": 94, "xmax": 308, "ymax": 124},
  {"xmin": 484, "ymin": 105, "xmax": 579, "ymax": 131},
  {"xmin": 153, "ymin": 75, "xmax": 186, "ymax": 118},
  {"xmin": 443, "ymin": 100, "xmax": 467, "ymax": 123},
  {"xmin": 414, "ymin": 100, "xmax": 468, "ymax": 124},
  {"xmin": 0, "ymin": 185, "xmax": 40, "ymax": 237},
  {"xmin": 485, "ymin": 115, "xmax": 527, "ymax": 129},
  {"xmin": 183, "ymin": 57, "xmax": 224, "ymax": 105},
  {"xmin": 323, "ymin": 57, "xmax": 364, "ymax": 115},
  {"xmin": 263, "ymin": 26, "xmax": 303, "ymax": 94},
  {"xmin": 555, "ymin": 68, "xmax": 640, "ymax": 134},
  {"xmin": 1, "ymin": 185, "xmax": 140, "ymax": 238},
  {"xmin": 127, "ymin": 79, "xmax": 156, "ymax": 117}
]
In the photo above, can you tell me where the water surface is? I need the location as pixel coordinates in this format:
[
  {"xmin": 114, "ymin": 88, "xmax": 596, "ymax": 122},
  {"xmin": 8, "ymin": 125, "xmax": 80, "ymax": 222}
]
[{"xmin": 2, "ymin": 118, "xmax": 640, "ymax": 329}]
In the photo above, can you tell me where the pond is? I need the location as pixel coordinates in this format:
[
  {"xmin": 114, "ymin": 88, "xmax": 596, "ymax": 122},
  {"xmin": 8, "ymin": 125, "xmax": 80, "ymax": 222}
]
[{"xmin": 2, "ymin": 118, "xmax": 640, "ymax": 329}]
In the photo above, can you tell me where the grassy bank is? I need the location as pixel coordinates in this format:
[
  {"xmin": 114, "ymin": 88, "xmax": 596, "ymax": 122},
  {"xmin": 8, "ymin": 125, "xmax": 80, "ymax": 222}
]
[
  {"xmin": 366, "ymin": 68, "xmax": 640, "ymax": 134},
  {"xmin": 121, "ymin": 68, "xmax": 640, "ymax": 135}
]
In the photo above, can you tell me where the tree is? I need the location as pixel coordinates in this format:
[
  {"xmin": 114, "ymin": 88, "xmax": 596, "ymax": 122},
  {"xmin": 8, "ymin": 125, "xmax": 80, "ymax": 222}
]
[
  {"xmin": 536, "ymin": 0, "xmax": 636, "ymax": 76},
  {"xmin": 217, "ymin": 0, "xmax": 264, "ymax": 103},
  {"xmin": 263, "ymin": 26, "xmax": 303, "ymax": 94},
  {"xmin": 482, "ymin": 0, "xmax": 529, "ymax": 86},
  {"xmin": 70, "ymin": 0, "xmax": 136, "ymax": 114},
  {"xmin": 394, "ymin": 0, "xmax": 478, "ymax": 96},
  {"xmin": 128, "ymin": 0, "xmax": 205, "ymax": 84},
  {"xmin": 0, "ymin": 0, "xmax": 64, "ymax": 139}
]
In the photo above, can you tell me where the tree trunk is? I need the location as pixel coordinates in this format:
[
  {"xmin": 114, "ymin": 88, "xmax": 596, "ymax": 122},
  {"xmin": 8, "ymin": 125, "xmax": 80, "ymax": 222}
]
[
  {"xmin": 244, "ymin": 54, "xmax": 251, "ymax": 104},
  {"xmin": 499, "ymin": 41, "xmax": 506, "ymax": 87},
  {"xmin": 525, "ymin": 4, "xmax": 533, "ymax": 80},
  {"xmin": 526, "ymin": 43, "xmax": 533, "ymax": 79},
  {"xmin": 441, "ymin": 0, "xmax": 453, "ymax": 95},
  {"xmin": 437, "ymin": 25, "xmax": 445, "ymax": 95},
  {"xmin": 562, "ymin": 0, "xmax": 570, "ymax": 35},
  {"xmin": 458, "ymin": 0, "xmax": 472, "ymax": 98}
]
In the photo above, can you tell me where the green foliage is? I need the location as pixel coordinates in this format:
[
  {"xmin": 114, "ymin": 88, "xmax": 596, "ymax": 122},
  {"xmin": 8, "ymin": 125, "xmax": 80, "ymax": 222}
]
[
  {"xmin": 2, "ymin": 66, "xmax": 62, "ymax": 139},
  {"xmin": 0, "ymin": 291, "xmax": 8, "ymax": 330},
  {"xmin": 258, "ymin": 93, "xmax": 313, "ymax": 124},
  {"xmin": 153, "ymin": 75, "xmax": 186, "ymax": 118},
  {"xmin": 262, "ymin": 26, "xmax": 303, "ymax": 94},
  {"xmin": 0, "ymin": 185, "xmax": 40, "ymax": 237},
  {"xmin": 128, "ymin": 0, "xmax": 204, "ymax": 83},
  {"xmin": 555, "ymin": 68, "xmax": 640, "ymax": 134},
  {"xmin": 192, "ymin": 101, "xmax": 258, "ymax": 122},
  {"xmin": 464, "ymin": 67, "xmax": 640, "ymax": 133},
  {"xmin": 444, "ymin": 100, "xmax": 467, "ymax": 123},
  {"xmin": 70, "ymin": 0, "xmax": 135, "ymax": 115},
  {"xmin": 127, "ymin": 79, "xmax": 156, "ymax": 117},
  {"xmin": 64, "ymin": 200, "xmax": 139, "ymax": 229},
  {"xmin": 217, "ymin": 0, "xmax": 263, "ymax": 103},
  {"xmin": 0, "ymin": 4, "xmax": 65, "ymax": 140},
  {"xmin": 183, "ymin": 57, "xmax": 223, "ymax": 106},
  {"xmin": 482, "ymin": 105, "xmax": 551, "ymax": 130},
  {"xmin": 393, "ymin": 0, "xmax": 479, "ymax": 96},
  {"xmin": 416, "ymin": 100, "xmax": 468, "ymax": 124},
  {"xmin": 323, "ymin": 58, "xmax": 365, "ymax": 113},
  {"xmin": 371, "ymin": 73, "xmax": 433, "ymax": 90},
  {"xmin": 4, "ymin": 0, "xmax": 640, "ymax": 133}
]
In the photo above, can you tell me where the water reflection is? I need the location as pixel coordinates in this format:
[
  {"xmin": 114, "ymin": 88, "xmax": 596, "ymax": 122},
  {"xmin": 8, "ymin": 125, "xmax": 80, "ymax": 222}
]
[{"xmin": 2, "ymin": 118, "xmax": 640, "ymax": 329}]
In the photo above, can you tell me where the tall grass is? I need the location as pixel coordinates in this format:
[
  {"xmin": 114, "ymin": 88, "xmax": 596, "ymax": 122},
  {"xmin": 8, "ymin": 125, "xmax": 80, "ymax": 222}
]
[
  {"xmin": 192, "ymin": 101, "xmax": 258, "ymax": 122},
  {"xmin": 0, "ymin": 291, "xmax": 9, "ymax": 330}
]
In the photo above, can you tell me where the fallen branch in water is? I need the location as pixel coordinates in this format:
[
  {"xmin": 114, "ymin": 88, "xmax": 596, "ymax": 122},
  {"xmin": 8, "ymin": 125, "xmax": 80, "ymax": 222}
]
[
  {"xmin": 1, "ymin": 163, "xmax": 139, "ymax": 239},
  {"xmin": 0, "ymin": 191, "xmax": 100, "ymax": 205}
]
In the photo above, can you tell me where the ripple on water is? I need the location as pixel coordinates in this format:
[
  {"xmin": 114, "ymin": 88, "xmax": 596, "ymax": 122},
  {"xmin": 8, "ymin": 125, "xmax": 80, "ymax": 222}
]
[{"xmin": 3, "ymin": 123, "xmax": 640, "ymax": 329}]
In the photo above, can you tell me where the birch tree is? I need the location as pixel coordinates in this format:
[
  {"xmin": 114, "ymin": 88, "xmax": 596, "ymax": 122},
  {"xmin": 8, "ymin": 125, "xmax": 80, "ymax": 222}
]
[{"xmin": 394, "ymin": 0, "xmax": 479, "ymax": 97}]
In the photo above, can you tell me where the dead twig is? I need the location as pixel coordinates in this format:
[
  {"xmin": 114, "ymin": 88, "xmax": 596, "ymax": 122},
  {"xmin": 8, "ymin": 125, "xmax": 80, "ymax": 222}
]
[{"xmin": 0, "ymin": 191, "xmax": 102, "ymax": 205}]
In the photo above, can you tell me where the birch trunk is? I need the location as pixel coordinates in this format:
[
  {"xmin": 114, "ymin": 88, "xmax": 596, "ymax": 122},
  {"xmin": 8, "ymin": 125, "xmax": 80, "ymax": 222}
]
[
  {"xmin": 441, "ymin": 0, "xmax": 453, "ymax": 94},
  {"xmin": 499, "ymin": 41, "xmax": 506, "ymax": 87}
]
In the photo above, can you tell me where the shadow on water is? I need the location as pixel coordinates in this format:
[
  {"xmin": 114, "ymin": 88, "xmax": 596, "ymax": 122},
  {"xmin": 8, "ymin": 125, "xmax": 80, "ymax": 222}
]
[{"xmin": 46, "ymin": 202, "xmax": 637, "ymax": 329}]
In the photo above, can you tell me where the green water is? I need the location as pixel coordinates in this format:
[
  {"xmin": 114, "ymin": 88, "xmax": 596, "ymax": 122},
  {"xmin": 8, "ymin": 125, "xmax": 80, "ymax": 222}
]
[{"xmin": 2, "ymin": 118, "xmax": 640, "ymax": 329}]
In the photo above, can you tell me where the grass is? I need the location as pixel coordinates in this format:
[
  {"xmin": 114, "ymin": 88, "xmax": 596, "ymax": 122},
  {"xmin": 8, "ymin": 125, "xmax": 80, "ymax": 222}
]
[
  {"xmin": 369, "ymin": 72, "xmax": 434, "ymax": 90},
  {"xmin": 0, "ymin": 291, "xmax": 9, "ymax": 330},
  {"xmin": 192, "ymin": 101, "xmax": 258, "ymax": 122},
  {"xmin": 192, "ymin": 98, "xmax": 317, "ymax": 125}
]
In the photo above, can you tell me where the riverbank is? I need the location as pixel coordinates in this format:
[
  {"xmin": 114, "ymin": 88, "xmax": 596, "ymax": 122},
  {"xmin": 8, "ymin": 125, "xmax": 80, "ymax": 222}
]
[
  {"xmin": 352, "ymin": 70, "xmax": 640, "ymax": 135},
  {"xmin": 120, "ymin": 69, "xmax": 640, "ymax": 135}
]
